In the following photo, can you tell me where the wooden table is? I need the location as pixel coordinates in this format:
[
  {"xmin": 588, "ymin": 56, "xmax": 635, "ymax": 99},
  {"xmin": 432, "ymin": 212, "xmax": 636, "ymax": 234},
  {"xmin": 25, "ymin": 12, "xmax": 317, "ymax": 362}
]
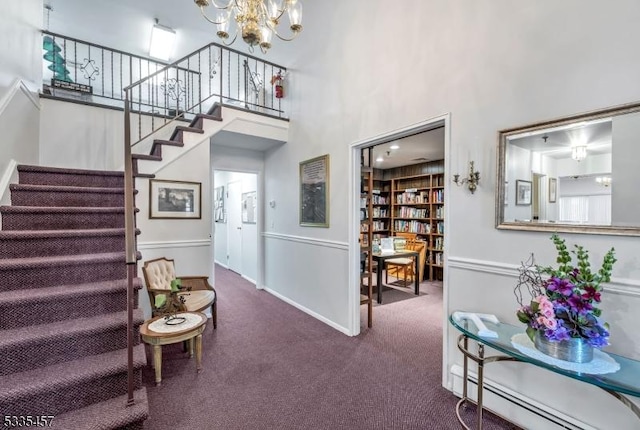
[
  {"xmin": 372, "ymin": 250, "xmax": 420, "ymax": 304},
  {"xmin": 140, "ymin": 311, "xmax": 207, "ymax": 386}
]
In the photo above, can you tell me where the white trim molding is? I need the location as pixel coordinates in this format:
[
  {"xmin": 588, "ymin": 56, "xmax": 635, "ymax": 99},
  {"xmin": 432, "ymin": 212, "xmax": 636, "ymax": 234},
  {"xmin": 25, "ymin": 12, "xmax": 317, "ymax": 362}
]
[
  {"xmin": 263, "ymin": 232, "xmax": 348, "ymax": 250},
  {"xmin": 0, "ymin": 79, "xmax": 40, "ymax": 117},
  {"xmin": 0, "ymin": 159, "xmax": 18, "ymax": 206},
  {"xmin": 138, "ymin": 239, "xmax": 211, "ymax": 250},
  {"xmin": 448, "ymin": 256, "xmax": 640, "ymax": 297},
  {"xmin": 263, "ymin": 285, "xmax": 351, "ymax": 336}
]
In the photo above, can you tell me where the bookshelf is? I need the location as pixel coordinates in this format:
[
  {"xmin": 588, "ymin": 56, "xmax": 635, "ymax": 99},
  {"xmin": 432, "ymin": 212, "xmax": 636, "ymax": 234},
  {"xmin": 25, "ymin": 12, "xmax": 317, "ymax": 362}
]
[
  {"xmin": 390, "ymin": 172, "xmax": 445, "ymax": 281},
  {"xmin": 360, "ymin": 166, "xmax": 374, "ymax": 327}
]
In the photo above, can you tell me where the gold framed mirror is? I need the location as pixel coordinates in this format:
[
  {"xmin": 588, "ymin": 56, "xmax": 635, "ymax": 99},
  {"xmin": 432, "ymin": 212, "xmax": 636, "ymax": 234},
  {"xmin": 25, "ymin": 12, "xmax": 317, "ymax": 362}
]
[{"xmin": 496, "ymin": 101, "xmax": 640, "ymax": 236}]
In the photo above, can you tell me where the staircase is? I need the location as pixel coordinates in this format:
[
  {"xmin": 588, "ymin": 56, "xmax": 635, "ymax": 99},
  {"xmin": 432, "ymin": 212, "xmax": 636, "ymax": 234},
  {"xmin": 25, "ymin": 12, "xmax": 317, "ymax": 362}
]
[{"xmin": 0, "ymin": 165, "xmax": 148, "ymax": 429}]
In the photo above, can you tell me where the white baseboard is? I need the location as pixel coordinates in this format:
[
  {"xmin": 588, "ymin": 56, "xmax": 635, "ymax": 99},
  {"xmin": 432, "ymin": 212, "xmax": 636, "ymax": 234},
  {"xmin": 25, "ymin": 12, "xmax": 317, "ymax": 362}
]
[
  {"xmin": 450, "ymin": 364, "xmax": 596, "ymax": 430},
  {"xmin": 214, "ymin": 260, "xmax": 229, "ymax": 269},
  {"xmin": 263, "ymin": 285, "xmax": 352, "ymax": 336},
  {"xmin": 242, "ymin": 274, "xmax": 256, "ymax": 285}
]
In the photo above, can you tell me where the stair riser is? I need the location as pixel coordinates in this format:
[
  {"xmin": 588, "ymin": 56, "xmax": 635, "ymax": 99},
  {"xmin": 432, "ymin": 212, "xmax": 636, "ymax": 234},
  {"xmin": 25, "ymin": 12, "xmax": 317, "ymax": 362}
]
[
  {"xmin": 18, "ymin": 171, "xmax": 124, "ymax": 188},
  {"xmin": 0, "ymin": 290, "xmax": 139, "ymax": 330},
  {"xmin": 0, "ymin": 322, "xmax": 142, "ymax": 376},
  {"xmin": 1, "ymin": 212, "xmax": 124, "ymax": 230},
  {"xmin": 1, "ymin": 370, "xmax": 143, "ymax": 417},
  {"xmin": 0, "ymin": 261, "xmax": 127, "ymax": 291},
  {"xmin": 10, "ymin": 190, "xmax": 124, "ymax": 207},
  {"xmin": 0, "ymin": 235, "xmax": 125, "ymax": 258}
]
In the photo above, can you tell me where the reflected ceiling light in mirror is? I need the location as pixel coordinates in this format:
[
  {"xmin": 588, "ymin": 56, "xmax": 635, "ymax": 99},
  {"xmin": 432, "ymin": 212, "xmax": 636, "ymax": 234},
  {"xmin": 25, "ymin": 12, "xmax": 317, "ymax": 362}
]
[
  {"xmin": 376, "ymin": 156, "xmax": 383, "ymax": 163},
  {"xmin": 596, "ymin": 176, "xmax": 612, "ymax": 187},
  {"xmin": 571, "ymin": 145, "xmax": 587, "ymax": 162},
  {"xmin": 390, "ymin": 144, "xmax": 399, "ymax": 150}
]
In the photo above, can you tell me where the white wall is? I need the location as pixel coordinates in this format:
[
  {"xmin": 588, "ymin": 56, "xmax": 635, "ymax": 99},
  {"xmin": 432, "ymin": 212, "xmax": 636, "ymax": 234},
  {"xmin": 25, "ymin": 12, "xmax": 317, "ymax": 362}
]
[
  {"xmin": 611, "ymin": 112, "xmax": 640, "ymax": 226},
  {"xmin": 0, "ymin": 0, "xmax": 43, "ymax": 202},
  {"xmin": 0, "ymin": 0, "xmax": 42, "ymax": 91}
]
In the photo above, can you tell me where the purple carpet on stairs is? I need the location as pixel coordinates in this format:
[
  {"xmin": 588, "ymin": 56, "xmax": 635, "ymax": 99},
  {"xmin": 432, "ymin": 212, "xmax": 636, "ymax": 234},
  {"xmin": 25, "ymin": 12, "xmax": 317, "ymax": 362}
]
[
  {"xmin": 0, "ymin": 164, "xmax": 148, "ymax": 430},
  {"xmin": 143, "ymin": 266, "xmax": 520, "ymax": 430}
]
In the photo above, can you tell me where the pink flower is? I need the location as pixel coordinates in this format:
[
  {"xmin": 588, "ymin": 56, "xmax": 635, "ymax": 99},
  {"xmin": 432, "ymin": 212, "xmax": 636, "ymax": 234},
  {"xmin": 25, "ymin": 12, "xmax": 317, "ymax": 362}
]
[{"xmin": 536, "ymin": 316, "xmax": 557, "ymax": 330}]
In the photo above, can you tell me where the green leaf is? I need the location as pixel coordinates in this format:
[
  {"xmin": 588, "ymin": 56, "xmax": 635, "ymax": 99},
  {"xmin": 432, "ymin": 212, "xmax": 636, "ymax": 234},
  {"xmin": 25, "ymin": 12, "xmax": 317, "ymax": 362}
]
[
  {"xmin": 170, "ymin": 278, "xmax": 182, "ymax": 292},
  {"xmin": 526, "ymin": 326, "xmax": 536, "ymax": 342},
  {"xmin": 155, "ymin": 294, "xmax": 167, "ymax": 308}
]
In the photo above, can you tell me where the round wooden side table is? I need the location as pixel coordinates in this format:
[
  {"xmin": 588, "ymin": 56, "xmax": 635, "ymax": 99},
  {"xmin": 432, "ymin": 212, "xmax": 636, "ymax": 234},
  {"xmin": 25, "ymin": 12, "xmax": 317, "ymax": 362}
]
[{"xmin": 139, "ymin": 311, "xmax": 207, "ymax": 386}]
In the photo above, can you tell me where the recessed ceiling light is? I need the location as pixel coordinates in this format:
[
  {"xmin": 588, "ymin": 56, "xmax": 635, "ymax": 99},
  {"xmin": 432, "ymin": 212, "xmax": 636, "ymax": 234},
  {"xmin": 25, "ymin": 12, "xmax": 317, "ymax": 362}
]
[{"xmin": 390, "ymin": 144, "xmax": 399, "ymax": 150}]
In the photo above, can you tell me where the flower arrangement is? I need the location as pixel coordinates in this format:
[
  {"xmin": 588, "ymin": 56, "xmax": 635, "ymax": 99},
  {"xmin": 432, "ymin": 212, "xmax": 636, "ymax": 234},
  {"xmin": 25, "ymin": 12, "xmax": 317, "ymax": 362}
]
[{"xmin": 515, "ymin": 234, "xmax": 616, "ymax": 348}]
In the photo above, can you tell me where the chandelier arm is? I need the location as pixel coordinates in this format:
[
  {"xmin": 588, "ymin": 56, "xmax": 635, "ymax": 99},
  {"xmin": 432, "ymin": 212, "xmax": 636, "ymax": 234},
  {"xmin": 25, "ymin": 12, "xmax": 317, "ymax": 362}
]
[
  {"xmin": 261, "ymin": 1, "xmax": 287, "ymax": 22},
  {"xmin": 209, "ymin": 0, "xmax": 233, "ymax": 9},
  {"xmin": 198, "ymin": 5, "xmax": 231, "ymax": 25},
  {"xmin": 271, "ymin": 25, "xmax": 302, "ymax": 42},
  {"xmin": 219, "ymin": 31, "xmax": 239, "ymax": 47}
]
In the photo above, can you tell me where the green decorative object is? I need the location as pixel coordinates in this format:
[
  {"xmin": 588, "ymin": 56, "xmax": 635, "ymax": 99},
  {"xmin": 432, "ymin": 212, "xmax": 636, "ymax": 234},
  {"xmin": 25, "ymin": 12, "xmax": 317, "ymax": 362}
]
[{"xmin": 43, "ymin": 35, "xmax": 72, "ymax": 83}]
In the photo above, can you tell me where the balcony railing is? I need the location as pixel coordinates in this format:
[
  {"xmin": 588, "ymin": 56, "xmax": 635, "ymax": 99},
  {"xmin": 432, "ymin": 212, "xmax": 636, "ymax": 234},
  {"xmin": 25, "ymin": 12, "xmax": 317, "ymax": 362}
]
[{"xmin": 42, "ymin": 31, "xmax": 289, "ymax": 130}]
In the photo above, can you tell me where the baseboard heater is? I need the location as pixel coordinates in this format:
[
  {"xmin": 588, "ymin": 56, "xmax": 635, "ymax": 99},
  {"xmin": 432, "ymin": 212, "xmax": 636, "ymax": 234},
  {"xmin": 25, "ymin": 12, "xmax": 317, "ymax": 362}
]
[{"xmin": 450, "ymin": 365, "xmax": 593, "ymax": 430}]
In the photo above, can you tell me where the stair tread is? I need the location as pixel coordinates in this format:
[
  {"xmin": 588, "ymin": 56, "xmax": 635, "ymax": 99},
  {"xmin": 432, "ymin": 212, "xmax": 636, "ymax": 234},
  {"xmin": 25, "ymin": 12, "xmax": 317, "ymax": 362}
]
[
  {"xmin": 132, "ymin": 153, "xmax": 162, "ymax": 161},
  {"xmin": 153, "ymin": 139, "xmax": 183, "ymax": 147},
  {"xmin": 134, "ymin": 173, "xmax": 155, "ymax": 178},
  {"xmin": 0, "ymin": 308, "xmax": 144, "ymax": 348},
  {"xmin": 0, "ymin": 344, "xmax": 146, "ymax": 399},
  {"xmin": 1, "ymin": 206, "xmax": 125, "ymax": 213},
  {"xmin": 196, "ymin": 113, "xmax": 223, "ymax": 121},
  {"xmin": 174, "ymin": 126, "xmax": 205, "ymax": 133},
  {"xmin": 17, "ymin": 165, "xmax": 124, "ymax": 178},
  {"xmin": 0, "ymin": 227, "xmax": 138, "ymax": 239},
  {"xmin": 0, "ymin": 251, "xmax": 127, "ymax": 269},
  {"xmin": 52, "ymin": 388, "xmax": 148, "ymax": 430},
  {"xmin": 10, "ymin": 184, "xmax": 125, "ymax": 193},
  {"xmin": 0, "ymin": 278, "xmax": 143, "ymax": 304}
]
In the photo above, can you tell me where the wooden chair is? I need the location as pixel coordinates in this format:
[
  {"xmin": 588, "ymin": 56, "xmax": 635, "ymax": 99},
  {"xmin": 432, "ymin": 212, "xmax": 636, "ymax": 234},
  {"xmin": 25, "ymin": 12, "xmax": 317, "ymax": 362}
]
[
  {"xmin": 142, "ymin": 257, "xmax": 217, "ymax": 329},
  {"xmin": 385, "ymin": 240, "xmax": 425, "ymax": 287}
]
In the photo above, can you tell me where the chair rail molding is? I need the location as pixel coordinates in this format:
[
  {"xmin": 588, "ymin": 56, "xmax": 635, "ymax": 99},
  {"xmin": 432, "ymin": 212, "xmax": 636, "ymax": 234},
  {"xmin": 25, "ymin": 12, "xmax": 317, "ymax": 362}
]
[
  {"xmin": 137, "ymin": 239, "xmax": 211, "ymax": 250},
  {"xmin": 263, "ymin": 232, "xmax": 348, "ymax": 250},
  {"xmin": 448, "ymin": 256, "xmax": 640, "ymax": 297}
]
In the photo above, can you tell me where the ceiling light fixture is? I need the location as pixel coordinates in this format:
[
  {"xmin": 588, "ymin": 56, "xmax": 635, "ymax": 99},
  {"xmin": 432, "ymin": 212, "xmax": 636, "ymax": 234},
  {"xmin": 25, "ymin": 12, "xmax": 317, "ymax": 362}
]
[
  {"xmin": 390, "ymin": 144, "xmax": 399, "ymax": 150},
  {"xmin": 194, "ymin": 0, "xmax": 303, "ymax": 54},
  {"xmin": 149, "ymin": 20, "xmax": 176, "ymax": 61},
  {"xmin": 571, "ymin": 145, "xmax": 587, "ymax": 162},
  {"xmin": 376, "ymin": 156, "xmax": 383, "ymax": 162}
]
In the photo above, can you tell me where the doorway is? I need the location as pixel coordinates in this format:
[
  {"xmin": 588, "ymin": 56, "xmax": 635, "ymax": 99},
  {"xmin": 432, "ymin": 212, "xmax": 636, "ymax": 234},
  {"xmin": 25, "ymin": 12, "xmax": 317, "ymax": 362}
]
[
  {"xmin": 349, "ymin": 114, "xmax": 451, "ymax": 339},
  {"xmin": 213, "ymin": 170, "xmax": 259, "ymax": 284}
]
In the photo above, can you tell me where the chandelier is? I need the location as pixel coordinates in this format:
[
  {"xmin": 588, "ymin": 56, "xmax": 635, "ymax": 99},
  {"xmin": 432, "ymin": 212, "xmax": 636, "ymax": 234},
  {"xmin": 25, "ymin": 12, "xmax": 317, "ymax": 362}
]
[
  {"xmin": 194, "ymin": 0, "xmax": 303, "ymax": 54},
  {"xmin": 571, "ymin": 145, "xmax": 587, "ymax": 162}
]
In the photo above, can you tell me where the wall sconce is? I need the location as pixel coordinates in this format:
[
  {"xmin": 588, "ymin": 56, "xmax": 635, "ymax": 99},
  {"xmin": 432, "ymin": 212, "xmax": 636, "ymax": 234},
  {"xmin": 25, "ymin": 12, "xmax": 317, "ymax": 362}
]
[
  {"xmin": 149, "ymin": 20, "xmax": 176, "ymax": 61},
  {"xmin": 453, "ymin": 161, "xmax": 480, "ymax": 194}
]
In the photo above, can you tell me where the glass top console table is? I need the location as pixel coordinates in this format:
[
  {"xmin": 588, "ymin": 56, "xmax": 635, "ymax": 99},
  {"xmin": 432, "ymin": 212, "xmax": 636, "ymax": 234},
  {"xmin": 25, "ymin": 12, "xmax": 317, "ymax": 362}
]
[{"xmin": 449, "ymin": 312, "xmax": 640, "ymax": 430}]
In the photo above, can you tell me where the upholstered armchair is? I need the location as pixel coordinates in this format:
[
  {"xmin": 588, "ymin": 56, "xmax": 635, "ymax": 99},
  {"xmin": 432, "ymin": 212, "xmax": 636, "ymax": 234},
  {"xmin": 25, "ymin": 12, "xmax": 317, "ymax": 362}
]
[{"xmin": 142, "ymin": 257, "xmax": 217, "ymax": 329}]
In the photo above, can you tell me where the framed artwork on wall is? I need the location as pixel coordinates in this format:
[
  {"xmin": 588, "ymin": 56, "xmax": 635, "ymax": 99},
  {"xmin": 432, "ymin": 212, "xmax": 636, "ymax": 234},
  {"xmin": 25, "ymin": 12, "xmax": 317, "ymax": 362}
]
[
  {"xmin": 300, "ymin": 154, "xmax": 330, "ymax": 227},
  {"xmin": 149, "ymin": 179, "xmax": 201, "ymax": 219},
  {"xmin": 242, "ymin": 191, "xmax": 257, "ymax": 224},
  {"xmin": 549, "ymin": 177, "xmax": 557, "ymax": 203},
  {"xmin": 515, "ymin": 180, "xmax": 532, "ymax": 206},
  {"xmin": 214, "ymin": 186, "xmax": 225, "ymax": 223}
]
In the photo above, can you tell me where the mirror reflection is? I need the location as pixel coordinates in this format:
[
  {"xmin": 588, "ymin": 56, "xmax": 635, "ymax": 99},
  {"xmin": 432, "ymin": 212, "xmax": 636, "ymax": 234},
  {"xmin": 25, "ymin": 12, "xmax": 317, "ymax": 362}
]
[{"xmin": 496, "ymin": 102, "xmax": 640, "ymax": 236}]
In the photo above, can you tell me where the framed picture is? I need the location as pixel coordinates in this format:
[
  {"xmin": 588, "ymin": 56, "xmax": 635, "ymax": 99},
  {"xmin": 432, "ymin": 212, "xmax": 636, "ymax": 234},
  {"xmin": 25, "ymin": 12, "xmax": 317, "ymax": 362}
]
[
  {"xmin": 242, "ymin": 191, "xmax": 257, "ymax": 224},
  {"xmin": 214, "ymin": 186, "xmax": 225, "ymax": 223},
  {"xmin": 149, "ymin": 179, "xmax": 201, "ymax": 219},
  {"xmin": 300, "ymin": 154, "xmax": 330, "ymax": 227},
  {"xmin": 549, "ymin": 177, "xmax": 557, "ymax": 203},
  {"xmin": 515, "ymin": 180, "xmax": 532, "ymax": 206}
]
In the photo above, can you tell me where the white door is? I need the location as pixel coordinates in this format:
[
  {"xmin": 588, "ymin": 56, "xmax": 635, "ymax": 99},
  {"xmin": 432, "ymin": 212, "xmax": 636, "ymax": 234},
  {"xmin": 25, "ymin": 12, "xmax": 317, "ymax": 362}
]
[{"xmin": 227, "ymin": 181, "xmax": 243, "ymax": 274}]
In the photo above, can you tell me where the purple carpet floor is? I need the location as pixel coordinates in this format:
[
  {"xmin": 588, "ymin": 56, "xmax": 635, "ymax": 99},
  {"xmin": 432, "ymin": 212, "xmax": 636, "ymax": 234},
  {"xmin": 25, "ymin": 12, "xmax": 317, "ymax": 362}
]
[{"xmin": 142, "ymin": 267, "xmax": 519, "ymax": 430}]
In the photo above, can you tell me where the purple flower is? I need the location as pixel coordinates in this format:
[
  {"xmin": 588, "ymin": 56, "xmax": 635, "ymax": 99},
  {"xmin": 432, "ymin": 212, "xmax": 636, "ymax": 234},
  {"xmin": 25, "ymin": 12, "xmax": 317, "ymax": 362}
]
[
  {"xmin": 546, "ymin": 277, "xmax": 574, "ymax": 296},
  {"xmin": 545, "ymin": 324, "xmax": 571, "ymax": 341},
  {"xmin": 582, "ymin": 286, "xmax": 602, "ymax": 302},
  {"xmin": 567, "ymin": 294, "xmax": 593, "ymax": 314}
]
